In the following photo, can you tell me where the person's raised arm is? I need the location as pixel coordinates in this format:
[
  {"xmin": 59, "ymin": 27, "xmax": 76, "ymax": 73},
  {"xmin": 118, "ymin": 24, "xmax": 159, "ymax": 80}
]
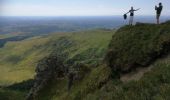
[
  {"xmin": 134, "ymin": 8, "xmax": 140, "ymax": 11},
  {"xmin": 125, "ymin": 11, "xmax": 130, "ymax": 14}
]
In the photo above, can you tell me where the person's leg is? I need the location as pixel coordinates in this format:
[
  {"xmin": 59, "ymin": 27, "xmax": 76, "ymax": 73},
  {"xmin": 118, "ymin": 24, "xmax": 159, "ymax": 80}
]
[
  {"xmin": 157, "ymin": 18, "xmax": 159, "ymax": 24},
  {"xmin": 129, "ymin": 16, "xmax": 131, "ymax": 25},
  {"xmin": 156, "ymin": 14, "xmax": 160, "ymax": 24},
  {"xmin": 131, "ymin": 16, "xmax": 134, "ymax": 25},
  {"xmin": 129, "ymin": 16, "xmax": 132, "ymax": 25}
]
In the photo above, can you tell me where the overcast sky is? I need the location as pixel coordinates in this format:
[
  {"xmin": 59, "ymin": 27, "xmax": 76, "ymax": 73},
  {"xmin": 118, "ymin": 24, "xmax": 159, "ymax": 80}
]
[{"xmin": 0, "ymin": 0, "xmax": 170, "ymax": 16}]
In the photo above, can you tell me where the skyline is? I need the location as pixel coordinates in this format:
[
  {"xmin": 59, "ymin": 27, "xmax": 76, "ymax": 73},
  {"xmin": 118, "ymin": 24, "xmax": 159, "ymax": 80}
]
[{"xmin": 1, "ymin": 0, "xmax": 170, "ymax": 16}]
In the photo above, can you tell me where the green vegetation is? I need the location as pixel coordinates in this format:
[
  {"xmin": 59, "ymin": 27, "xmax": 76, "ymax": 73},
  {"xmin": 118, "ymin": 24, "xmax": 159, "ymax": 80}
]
[
  {"xmin": 87, "ymin": 55, "xmax": 170, "ymax": 100},
  {"xmin": 1, "ymin": 21, "xmax": 170, "ymax": 100},
  {"xmin": 0, "ymin": 79, "xmax": 34, "ymax": 100},
  {"xmin": 0, "ymin": 88, "xmax": 26, "ymax": 100},
  {"xmin": 36, "ymin": 64, "xmax": 111, "ymax": 100},
  {"xmin": 0, "ymin": 34, "xmax": 18, "ymax": 39},
  {"xmin": 0, "ymin": 29, "xmax": 114, "ymax": 100},
  {"xmin": 36, "ymin": 55, "xmax": 170, "ymax": 100},
  {"xmin": 106, "ymin": 22, "xmax": 170, "ymax": 73},
  {"xmin": 0, "ymin": 29, "xmax": 114, "ymax": 86},
  {"xmin": 35, "ymin": 21, "xmax": 170, "ymax": 100}
]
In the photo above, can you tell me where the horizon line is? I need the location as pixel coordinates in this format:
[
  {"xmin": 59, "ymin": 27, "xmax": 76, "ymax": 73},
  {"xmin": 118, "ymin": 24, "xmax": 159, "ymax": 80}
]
[{"xmin": 0, "ymin": 15, "xmax": 169, "ymax": 17}]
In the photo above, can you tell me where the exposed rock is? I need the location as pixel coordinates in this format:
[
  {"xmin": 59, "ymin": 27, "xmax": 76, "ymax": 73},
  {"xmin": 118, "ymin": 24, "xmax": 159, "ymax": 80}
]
[
  {"xmin": 26, "ymin": 55, "xmax": 66, "ymax": 100},
  {"xmin": 26, "ymin": 54, "xmax": 91, "ymax": 100},
  {"xmin": 67, "ymin": 63, "xmax": 91, "ymax": 91}
]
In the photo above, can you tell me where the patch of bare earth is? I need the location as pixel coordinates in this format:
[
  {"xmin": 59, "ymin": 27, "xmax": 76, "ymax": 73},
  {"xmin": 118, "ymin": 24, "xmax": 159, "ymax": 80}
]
[
  {"xmin": 120, "ymin": 66, "xmax": 153, "ymax": 82},
  {"xmin": 121, "ymin": 56, "xmax": 170, "ymax": 82}
]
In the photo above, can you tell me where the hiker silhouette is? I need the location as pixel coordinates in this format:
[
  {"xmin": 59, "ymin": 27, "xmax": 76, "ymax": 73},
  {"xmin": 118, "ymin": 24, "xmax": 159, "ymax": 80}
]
[
  {"xmin": 155, "ymin": 3, "xmax": 163, "ymax": 24},
  {"xmin": 123, "ymin": 7, "xmax": 140, "ymax": 25}
]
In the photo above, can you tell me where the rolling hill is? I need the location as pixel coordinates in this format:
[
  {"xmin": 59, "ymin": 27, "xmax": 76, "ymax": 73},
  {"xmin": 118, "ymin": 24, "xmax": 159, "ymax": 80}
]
[{"xmin": 0, "ymin": 29, "xmax": 114, "ymax": 86}]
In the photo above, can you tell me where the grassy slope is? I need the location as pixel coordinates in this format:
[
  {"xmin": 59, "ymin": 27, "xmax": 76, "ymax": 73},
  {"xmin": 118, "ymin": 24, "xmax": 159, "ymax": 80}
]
[
  {"xmin": 0, "ymin": 29, "xmax": 114, "ymax": 86},
  {"xmin": 35, "ymin": 55, "xmax": 169, "ymax": 100},
  {"xmin": 36, "ymin": 22, "xmax": 170, "ymax": 100},
  {"xmin": 35, "ymin": 64, "xmax": 111, "ymax": 100},
  {"xmin": 0, "ymin": 34, "xmax": 15, "ymax": 39},
  {"xmin": 0, "ymin": 36, "xmax": 51, "ymax": 86},
  {"xmin": 2, "ymin": 21, "xmax": 170, "ymax": 100},
  {"xmin": 106, "ymin": 22, "xmax": 170, "ymax": 73},
  {"xmin": 37, "ymin": 55, "xmax": 170, "ymax": 100},
  {"xmin": 81, "ymin": 55, "xmax": 170, "ymax": 100},
  {"xmin": 0, "ymin": 88, "xmax": 27, "ymax": 100},
  {"xmin": 0, "ymin": 33, "xmax": 21, "ymax": 39}
]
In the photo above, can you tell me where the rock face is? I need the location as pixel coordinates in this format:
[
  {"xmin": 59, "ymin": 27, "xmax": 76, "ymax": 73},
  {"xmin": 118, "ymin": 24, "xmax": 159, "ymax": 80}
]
[
  {"xmin": 105, "ymin": 21, "xmax": 170, "ymax": 74},
  {"xmin": 68, "ymin": 63, "xmax": 91, "ymax": 91},
  {"xmin": 26, "ymin": 55, "xmax": 66, "ymax": 100},
  {"xmin": 26, "ymin": 53, "xmax": 92, "ymax": 100}
]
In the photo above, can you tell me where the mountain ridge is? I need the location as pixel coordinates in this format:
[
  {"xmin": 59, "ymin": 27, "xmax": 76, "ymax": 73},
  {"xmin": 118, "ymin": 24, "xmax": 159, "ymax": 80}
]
[
  {"xmin": 0, "ymin": 21, "xmax": 170, "ymax": 100},
  {"xmin": 27, "ymin": 21, "xmax": 170, "ymax": 100}
]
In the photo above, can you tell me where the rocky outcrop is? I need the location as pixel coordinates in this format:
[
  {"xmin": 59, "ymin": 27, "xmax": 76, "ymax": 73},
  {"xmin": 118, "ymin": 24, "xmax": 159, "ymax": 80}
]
[
  {"xmin": 26, "ymin": 55, "xmax": 91, "ymax": 100},
  {"xmin": 26, "ymin": 55, "xmax": 67, "ymax": 100}
]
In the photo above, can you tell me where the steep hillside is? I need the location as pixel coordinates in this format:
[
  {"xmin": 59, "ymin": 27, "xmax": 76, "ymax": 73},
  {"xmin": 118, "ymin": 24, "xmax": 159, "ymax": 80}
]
[
  {"xmin": 106, "ymin": 22, "xmax": 170, "ymax": 74},
  {"xmin": 0, "ymin": 80, "xmax": 34, "ymax": 100},
  {"xmin": 83, "ymin": 54, "xmax": 170, "ymax": 100},
  {"xmin": 30, "ymin": 21, "xmax": 170, "ymax": 100},
  {"xmin": 29, "ymin": 55, "xmax": 170, "ymax": 100},
  {"xmin": 0, "ymin": 29, "xmax": 114, "ymax": 86}
]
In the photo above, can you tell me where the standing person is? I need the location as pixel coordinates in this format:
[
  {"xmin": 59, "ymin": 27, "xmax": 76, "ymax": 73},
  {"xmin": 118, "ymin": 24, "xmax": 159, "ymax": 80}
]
[
  {"xmin": 155, "ymin": 3, "xmax": 163, "ymax": 24},
  {"xmin": 128, "ymin": 7, "xmax": 140, "ymax": 25}
]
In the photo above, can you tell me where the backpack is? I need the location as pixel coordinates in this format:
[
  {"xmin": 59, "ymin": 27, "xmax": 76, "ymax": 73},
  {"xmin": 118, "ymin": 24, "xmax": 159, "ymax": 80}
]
[
  {"xmin": 155, "ymin": 6, "xmax": 157, "ymax": 10},
  {"xmin": 123, "ymin": 14, "xmax": 127, "ymax": 20}
]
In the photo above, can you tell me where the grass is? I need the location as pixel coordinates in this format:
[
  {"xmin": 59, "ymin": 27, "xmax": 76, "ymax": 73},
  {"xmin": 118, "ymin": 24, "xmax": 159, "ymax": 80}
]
[
  {"xmin": 0, "ymin": 29, "xmax": 114, "ymax": 86},
  {"xmin": 33, "ymin": 53, "xmax": 170, "ymax": 100},
  {"xmin": 106, "ymin": 22, "xmax": 170, "ymax": 73},
  {"xmin": 0, "ymin": 88, "xmax": 27, "ymax": 100},
  {"xmin": 0, "ymin": 79, "xmax": 34, "ymax": 100},
  {"xmin": 87, "ymin": 55, "xmax": 170, "ymax": 100},
  {"xmin": 2, "ymin": 21, "xmax": 170, "ymax": 100},
  {"xmin": 35, "ymin": 21, "xmax": 170, "ymax": 100},
  {"xmin": 36, "ymin": 64, "xmax": 112, "ymax": 100},
  {"xmin": 0, "ymin": 36, "xmax": 52, "ymax": 86},
  {"xmin": 0, "ymin": 34, "xmax": 18, "ymax": 39}
]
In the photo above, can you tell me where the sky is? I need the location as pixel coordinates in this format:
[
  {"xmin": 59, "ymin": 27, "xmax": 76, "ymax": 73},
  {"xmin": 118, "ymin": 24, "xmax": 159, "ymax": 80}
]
[{"xmin": 0, "ymin": 0, "xmax": 170, "ymax": 16}]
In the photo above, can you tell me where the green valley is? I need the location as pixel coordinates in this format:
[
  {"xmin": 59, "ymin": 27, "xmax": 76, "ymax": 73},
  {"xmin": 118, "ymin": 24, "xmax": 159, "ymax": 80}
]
[
  {"xmin": 0, "ymin": 29, "xmax": 114, "ymax": 86},
  {"xmin": 1, "ymin": 21, "xmax": 170, "ymax": 100}
]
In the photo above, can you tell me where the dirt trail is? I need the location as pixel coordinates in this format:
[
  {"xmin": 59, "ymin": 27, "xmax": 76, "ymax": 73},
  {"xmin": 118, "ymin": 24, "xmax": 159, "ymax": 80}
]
[
  {"xmin": 120, "ymin": 66, "xmax": 153, "ymax": 82},
  {"xmin": 121, "ymin": 55, "xmax": 170, "ymax": 82}
]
